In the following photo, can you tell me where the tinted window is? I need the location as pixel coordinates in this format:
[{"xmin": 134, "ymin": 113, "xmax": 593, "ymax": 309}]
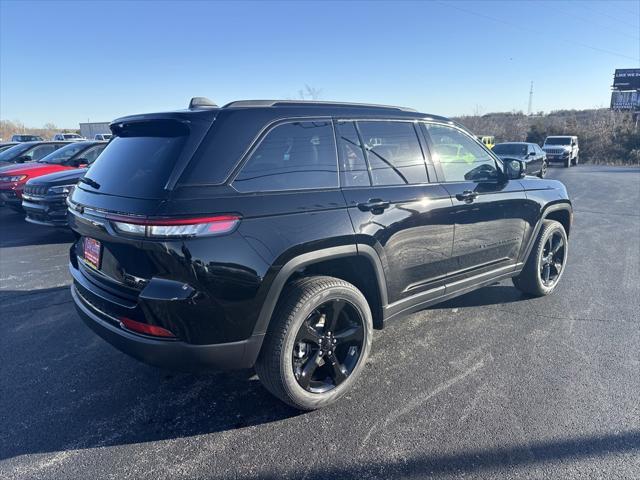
[
  {"xmin": 83, "ymin": 120, "xmax": 190, "ymax": 199},
  {"xmin": 82, "ymin": 145, "xmax": 106, "ymax": 164},
  {"xmin": 0, "ymin": 143, "xmax": 32, "ymax": 161},
  {"xmin": 425, "ymin": 124, "xmax": 498, "ymax": 182},
  {"xmin": 357, "ymin": 121, "xmax": 427, "ymax": 186},
  {"xmin": 39, "ymin": 143, "xmax": 87, "ymax": 164},
  {"xmin": 493, "ymin": 143, "xmax": 527, "ymax": 155},
  {"xmin": 233, "ymin": 121, "xmax": 337, "ymax": 192},
  {"xmin": 29, "ymin": 144, "xmax": 59, "ymax": 161},
  {"xmin": 336, "ymin": 121, "xmax": 369, "ymax": 187}
]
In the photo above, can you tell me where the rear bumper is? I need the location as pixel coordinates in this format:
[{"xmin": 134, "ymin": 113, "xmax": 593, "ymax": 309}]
[{"xmin": 71, "ymin": 283, "xmax": 264, "ymax": 371}]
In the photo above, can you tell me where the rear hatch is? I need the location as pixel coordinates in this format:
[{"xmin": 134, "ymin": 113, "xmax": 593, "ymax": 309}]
[{"xmin": 68, "ymin": 113, "xmax": 219, "ymax": 326}]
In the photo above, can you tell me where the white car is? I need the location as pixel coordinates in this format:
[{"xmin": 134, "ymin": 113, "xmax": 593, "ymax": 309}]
[
  {"xmin": 542, "ymin": 136, "xmax": 579, "ymax": 168},
  {"xmin": 94, "ymin": 133, "xmax": 112, "ymax": 141},
  {"xmin": 52, "ymin": 133, "xmax": 86, "ymax": 142}
]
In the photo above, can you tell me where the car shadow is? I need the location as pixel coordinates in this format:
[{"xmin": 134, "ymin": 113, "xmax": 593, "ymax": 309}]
[
  {"xmin": 0, "ymin": 286, "xmax": 301, "ymax": 461},
  {"xmin": 0, "ymin": 208, "xmax": 75, "ymax": 248},
  {"xmin": 429, "ymin": 283, "xmax": 527, "ymax": 310},
  {"xmin": 234, "ymin": 430, "xmax": 640, "ymax": 479}
]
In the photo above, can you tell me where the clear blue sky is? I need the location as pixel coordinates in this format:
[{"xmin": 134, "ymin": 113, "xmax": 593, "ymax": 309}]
[{"xmin": 1, "ymin": 0, "xmax": 639, "ymax": 127}]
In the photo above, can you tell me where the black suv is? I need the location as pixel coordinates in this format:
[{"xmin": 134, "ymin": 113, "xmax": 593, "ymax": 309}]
[{"xmin": 68, "ymin": 99, "xmax": 572, "ymax": 410}]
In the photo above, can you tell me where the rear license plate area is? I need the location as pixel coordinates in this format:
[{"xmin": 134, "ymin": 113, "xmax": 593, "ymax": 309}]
[{"xmin": 83, "ymin": 237, "xmax": 102, "ymax": 270}]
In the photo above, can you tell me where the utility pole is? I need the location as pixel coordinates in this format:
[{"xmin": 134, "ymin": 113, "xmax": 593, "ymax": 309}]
[{"xmin": 527, "ymin": 81, "xmax": 534, "ymax": 116}]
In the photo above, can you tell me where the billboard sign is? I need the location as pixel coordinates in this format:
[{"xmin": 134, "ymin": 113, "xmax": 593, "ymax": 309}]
[
  {"xmin": 613, "ymin": 68, "xmax": 640, "ymax": 90},
  {"xmin": 610, "ymin": 90, "xmax": 640, "ymax": 110}
]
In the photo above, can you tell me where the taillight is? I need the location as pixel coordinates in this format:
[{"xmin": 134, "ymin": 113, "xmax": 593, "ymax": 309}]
[
  {"xmin": 120, "ymin": 317, "xmax": 176, "ymax": 338},
  {"xmin": 107, "ymin": 214, "xmax": 240, "ymax": 238}
]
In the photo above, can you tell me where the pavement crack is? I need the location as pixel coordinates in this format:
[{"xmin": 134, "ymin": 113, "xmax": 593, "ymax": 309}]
[
  {"xmin": 491, "ymin": 307, "xmax": 635, "ymax": 325},
  {"xmin": 359, "ymin": 356, "xmax": 488, "ymax": 450}
]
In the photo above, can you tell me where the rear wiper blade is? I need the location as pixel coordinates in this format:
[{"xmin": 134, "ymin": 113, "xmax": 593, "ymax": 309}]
[{"xmin": 79, "ymin": 177, "xmax": 100, "ymax": 189}]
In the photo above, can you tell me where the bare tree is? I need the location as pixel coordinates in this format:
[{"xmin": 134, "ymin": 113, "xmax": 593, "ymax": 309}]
[{"xmin": 298, "ymin": 85, "xmax": 322, "ymax": 101}]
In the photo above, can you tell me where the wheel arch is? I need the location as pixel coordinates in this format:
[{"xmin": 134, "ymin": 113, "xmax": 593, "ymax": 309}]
[
  {"xmin": 544, "ymin": 206, "xmax": 572, "ymax": 237},
  {"xmin": 520, "ymin": 201, "xmax": 573, "ymax": 265},
  {"xmin": 252, "ymin": 245, "xmax": 388, "ymax": 340}
]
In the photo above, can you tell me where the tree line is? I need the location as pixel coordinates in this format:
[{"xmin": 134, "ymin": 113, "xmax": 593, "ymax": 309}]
[
  {"xmin": 3, "ymin": 109, "xmax": 639, "ymax": 165},
  {"xmin": 454, "ymin": 109, "xmax": 639, "ymax": 165},
  {"xmin": 1, "ymin": 120, "xmax": 78, "ymax": 142}
]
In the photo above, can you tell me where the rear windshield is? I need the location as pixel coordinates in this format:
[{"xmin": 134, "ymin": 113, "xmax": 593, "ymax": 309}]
[
  {"xmin": 493, "ymin": 144, "xmax": 527, "ymax": 155},
  {"xmin": 81, "ymin": 120, "xmax": 191, "ymax": 199}
]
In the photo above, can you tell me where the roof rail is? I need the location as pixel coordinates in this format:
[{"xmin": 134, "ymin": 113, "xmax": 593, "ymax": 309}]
[
  {"xmin": 189, "ymin": 97, "xmax": 218, "ymax": 109},
  {"xmin": 222, "ymin": 99, "xmax": 417, "ymax": 112}
]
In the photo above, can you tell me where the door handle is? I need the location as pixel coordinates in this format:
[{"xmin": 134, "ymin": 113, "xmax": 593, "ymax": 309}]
[
  {"xmin": 455, "ymin": 190, "xmax": 478, "ymax": 203},
  {"xmin": 357, "ymin": 198, "xmax": 390, "ymax": 213}
]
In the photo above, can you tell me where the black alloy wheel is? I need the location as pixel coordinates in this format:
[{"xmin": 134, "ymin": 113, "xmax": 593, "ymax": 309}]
[
  {"xmin": 512, "ymin": 220, "xmax": 569, "ymax": 297},
  {"xmin": 292, "ymin": 299, "xmax": 364, "ymax": 393},
  {"xmin": 539, "ymin": 230, "xmax": 566, "ymax": 287},
  {"xmin": 256, "ymin": 276, "xmax": 373, "ymax": 410}
]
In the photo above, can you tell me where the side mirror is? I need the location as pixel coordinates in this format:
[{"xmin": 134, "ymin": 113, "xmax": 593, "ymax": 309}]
[
  {"xmin": 503, "ymin": 159, "xmax": 526, "ymax": 180},
  {"xmin": 16, "ymin": 155, "xmax": 30, "ymax": 163}
]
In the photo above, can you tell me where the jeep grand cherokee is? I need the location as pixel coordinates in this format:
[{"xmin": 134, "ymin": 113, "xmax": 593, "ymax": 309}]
[{"xmin": 68, "ymin": 98, "xmax": 572, "ymax": 410}]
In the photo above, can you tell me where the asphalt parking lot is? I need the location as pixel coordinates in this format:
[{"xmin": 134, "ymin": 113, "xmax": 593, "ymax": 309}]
[{"xmin": 1, "ymin": 165, "xmax": 639, "ymax": 479}]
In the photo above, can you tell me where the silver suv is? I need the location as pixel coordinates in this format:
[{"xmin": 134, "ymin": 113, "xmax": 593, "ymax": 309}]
[
  {"xmin": 52, "ymin": 133, "xmax": 85, "ymax": 142},
  {"xmin": 543, "ymin": 136, "xmax": 579, "ymax": 168}
]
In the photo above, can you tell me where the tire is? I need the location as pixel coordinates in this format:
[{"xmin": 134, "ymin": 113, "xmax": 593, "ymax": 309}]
[
  {"xmin": 513, "ymin": 220, "xmax": 568, "ymax": 297},
  {"xmin": 538, "ymin": 161, "xmax": 547, "ymax": 178},
  {"xmin": 564, "ymin": 157, "xmax": 570, "ymax": 168},
  {"xmin": 255, "ymin": 275, "xmax": 373, "ymax": 410}
]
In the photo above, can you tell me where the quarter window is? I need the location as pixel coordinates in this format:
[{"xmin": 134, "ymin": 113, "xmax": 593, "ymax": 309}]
[
  {"xmin": 234, "ymin": 121, "xmax": 337, "ymax": 192},
  {"xmin": 425, "ymin": 124, "xmax": 499, "ymax": 182},
  {"xmin": 336, "ymin": 121, "xmax": 369, "ymax": 187},
  {"xmin": 357, "ymin": 121, "xmax": 427, "ymax": 186}
]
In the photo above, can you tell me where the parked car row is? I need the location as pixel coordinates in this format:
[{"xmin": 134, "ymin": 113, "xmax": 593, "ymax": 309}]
[
  {"xmin": 1, "ymin": 132, "xmax": 112, "ymax": 147},
  {"xmin": 489, "ymin": 135, "xmax": 580, "ymax": 177},
  {"xmin": 0, "ymin": 141, "xmax": 106, "ymax": 216}
]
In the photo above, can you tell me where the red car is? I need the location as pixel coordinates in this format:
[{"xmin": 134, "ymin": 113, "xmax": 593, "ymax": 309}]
[{"xmin": 0, "ymin": 141, "xmax": 106, "ymax": 210}]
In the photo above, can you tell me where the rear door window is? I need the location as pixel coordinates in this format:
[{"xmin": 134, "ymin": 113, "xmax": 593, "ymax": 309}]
[
  {"xmin": 356, "ymin": 121, "xmax": 427, "ymax": 186},
  {"xmin": 233, "ymin": 120, "xmax": 338, "ymax": 193}
]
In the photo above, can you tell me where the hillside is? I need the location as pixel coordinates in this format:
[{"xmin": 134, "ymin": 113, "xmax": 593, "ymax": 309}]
[{"xmin": 454, "ymin": 109, "xmax": 639, "ymax": 165}]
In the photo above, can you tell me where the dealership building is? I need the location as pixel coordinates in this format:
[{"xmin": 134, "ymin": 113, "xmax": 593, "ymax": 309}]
[{"xmin": 79, "ymin": 122, "xmax": 110, "ymax": 139}]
